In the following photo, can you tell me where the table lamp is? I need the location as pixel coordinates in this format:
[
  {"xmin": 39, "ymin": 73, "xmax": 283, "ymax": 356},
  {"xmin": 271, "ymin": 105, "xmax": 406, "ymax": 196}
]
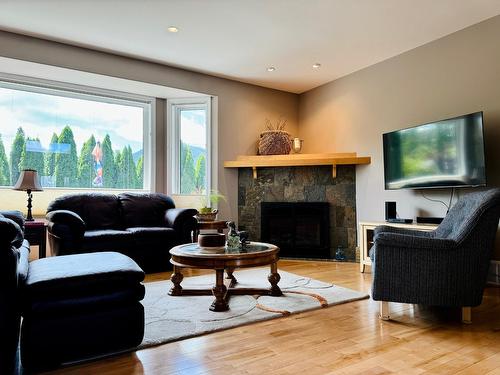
[{"xmin": 13, "ymin": 169, "xmax": 43, "ymax": 221}]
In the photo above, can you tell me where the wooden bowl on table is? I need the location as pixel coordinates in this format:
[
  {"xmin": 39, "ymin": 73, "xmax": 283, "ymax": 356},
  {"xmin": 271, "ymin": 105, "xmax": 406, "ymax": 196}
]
[{"xmin": 198, "ymin": 233, "xmax": 226, "ymax": 252}]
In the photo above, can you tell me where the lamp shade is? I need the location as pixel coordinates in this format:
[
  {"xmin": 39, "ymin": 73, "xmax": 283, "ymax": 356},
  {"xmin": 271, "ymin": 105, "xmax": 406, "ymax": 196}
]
[{"xmin": 13, "ymin": 169, "xmax": 43, "ymax": 191}]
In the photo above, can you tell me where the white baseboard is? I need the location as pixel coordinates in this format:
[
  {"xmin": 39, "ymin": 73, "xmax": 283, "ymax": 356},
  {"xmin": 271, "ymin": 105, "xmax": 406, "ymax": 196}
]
[{"xmin": 487, "ymin": 260, "xmax": 500, "ymax": 286}]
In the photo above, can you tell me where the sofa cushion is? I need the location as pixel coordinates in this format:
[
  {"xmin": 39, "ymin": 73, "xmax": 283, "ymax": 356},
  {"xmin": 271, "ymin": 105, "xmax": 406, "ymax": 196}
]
[
  {"xmin": 119, "ymin": 193, "xmax": 175, "ymax": 228},
  {"xmin": 82, "ymin": 229, "xmax": 134, "ymax": 252},
  {"xmin": 126, "ymin": 227, "xmax": 176, "ymax": 241},
  {"xmin": 24, "ymin": 252, "xmax": 145, "ymax": 302},
  {"xmin": 47, "ymin": 193, "xmax": 121, "ymax": 230}
]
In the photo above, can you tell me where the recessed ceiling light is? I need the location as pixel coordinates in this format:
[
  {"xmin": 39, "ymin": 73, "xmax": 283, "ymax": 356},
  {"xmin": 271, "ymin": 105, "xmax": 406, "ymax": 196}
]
[
  {"xmin": 267, "ymin": 66, "xmax": 276, "ymax": 72},
  {"xmin": 312, "ymin": 63, "xmax": 321, "ymax": 69},
  {"xmin": 167, "ymin": 26, "xmax": 179, "ymax": 33}
]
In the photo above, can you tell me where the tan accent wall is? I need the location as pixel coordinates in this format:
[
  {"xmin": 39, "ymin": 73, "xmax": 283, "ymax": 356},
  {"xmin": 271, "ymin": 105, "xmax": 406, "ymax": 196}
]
[
  {"xmin": 298, "ymin": 16, "xmax": 500, "ymax": 259},
  {"xmin": 0, "ymin": 31, "xmax": 299, "ymax": 221}
]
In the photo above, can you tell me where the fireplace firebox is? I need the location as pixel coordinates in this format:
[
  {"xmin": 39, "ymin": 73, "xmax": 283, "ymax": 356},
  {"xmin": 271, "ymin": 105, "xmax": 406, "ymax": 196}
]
[{"xmin": 261, "ymin": 202, "xmax": 330, "ymax": 259}]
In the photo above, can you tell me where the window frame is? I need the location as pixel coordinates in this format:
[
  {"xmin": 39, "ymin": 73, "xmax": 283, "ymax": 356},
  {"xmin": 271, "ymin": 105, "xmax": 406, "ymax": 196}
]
[
  {"xmin": 0, "ymin": 73, "xmax": 156, "ymax": 191},
  {"xmin": 167, "ymin": 97, "xmax": 212, "ymax": 197}
]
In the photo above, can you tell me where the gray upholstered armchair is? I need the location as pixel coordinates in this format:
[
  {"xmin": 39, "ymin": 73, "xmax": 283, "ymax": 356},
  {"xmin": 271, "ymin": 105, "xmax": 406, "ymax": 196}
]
[{"xmin": 371, "ymin": 188, "xmax": 500, "ymax": 323}]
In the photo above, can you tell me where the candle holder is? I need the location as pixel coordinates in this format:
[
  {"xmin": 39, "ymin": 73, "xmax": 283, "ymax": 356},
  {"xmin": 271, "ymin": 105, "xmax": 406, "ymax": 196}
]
[{"xmin": 292, "ymin": 138, "xmax": 304, "ymax": 153}]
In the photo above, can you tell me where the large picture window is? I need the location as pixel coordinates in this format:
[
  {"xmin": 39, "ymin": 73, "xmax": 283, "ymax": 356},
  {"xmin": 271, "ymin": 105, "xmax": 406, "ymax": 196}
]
[
  {"xmin": 0, "ymin": 80, "xmax": 152, "ymax": 190},
  {"xmin": 169, "ymin": 98, "xmax": 211, "ymax": 195}
]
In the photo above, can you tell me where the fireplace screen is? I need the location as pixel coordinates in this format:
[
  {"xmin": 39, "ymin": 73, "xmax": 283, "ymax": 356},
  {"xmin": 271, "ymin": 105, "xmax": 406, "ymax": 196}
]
[{"xmin": 261, "ymin": 202, "xmax": 330, "ymax": 259}]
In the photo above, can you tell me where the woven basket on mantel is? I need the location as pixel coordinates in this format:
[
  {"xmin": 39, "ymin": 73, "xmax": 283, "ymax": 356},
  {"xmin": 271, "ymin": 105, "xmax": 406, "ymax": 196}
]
[{"xmin": 258, "ymin": 130, "xmax": 292, "ymax": 155}]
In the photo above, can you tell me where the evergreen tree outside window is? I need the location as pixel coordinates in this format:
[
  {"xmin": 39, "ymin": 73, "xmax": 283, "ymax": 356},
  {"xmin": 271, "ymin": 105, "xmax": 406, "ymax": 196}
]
[
  {"xmin": 10, "ymin": 127, "xmax": 25, "ymax": 185},
  {"xmin": 0, "ymin": 80, "xmax": 152, "ymax": 190},
  {"xmin": 0, "ymin": 135, "xmax": 10, "ymax": 186},
  {"xmin": 169, "ymin": 98, "xmax": 211, "ymax": 196}
]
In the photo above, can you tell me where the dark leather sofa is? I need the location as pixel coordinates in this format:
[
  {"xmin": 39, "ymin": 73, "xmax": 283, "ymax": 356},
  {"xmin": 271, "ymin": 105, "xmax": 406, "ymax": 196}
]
[
  {"xmin": 46, "ymin": 192, "xmax": 198, "ymax": 273},
  {"xmin": 0, "ymin": 210, "xmax": 146, "ymax": 373}
]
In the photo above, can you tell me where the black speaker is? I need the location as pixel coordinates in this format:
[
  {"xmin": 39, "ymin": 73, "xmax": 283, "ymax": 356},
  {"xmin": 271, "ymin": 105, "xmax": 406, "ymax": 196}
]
[{"xmin": 385, "ymin": 201, "xmax": 397, "ymax": 221}]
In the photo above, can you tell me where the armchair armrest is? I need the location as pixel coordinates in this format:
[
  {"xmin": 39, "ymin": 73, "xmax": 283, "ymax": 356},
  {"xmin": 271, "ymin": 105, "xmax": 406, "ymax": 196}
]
[
  {"xmin": 46, "ymin": 210, "xmax": 86, "ymax": 239},
  {"xmin": 0, "ymin": 217, "xmax": 24, "ymax": 248},
  {"xmin": 165, "ymin": 208, "xmax": 198, "ymax": 242},
  {"xmin": 0, "ymin": 210, "xmax": 25, "ymax": 231},
  {"xmin": 375, "ymin": 232, "xmax": 456, "ymax": 250},
  {"xmin": 374, "ymin": 225, "xmax": 434, "ymax": 238}
]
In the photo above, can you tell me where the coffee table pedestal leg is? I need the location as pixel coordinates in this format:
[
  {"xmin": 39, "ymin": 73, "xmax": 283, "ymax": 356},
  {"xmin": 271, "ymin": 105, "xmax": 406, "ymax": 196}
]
[
  {"xmin": 169, "ymin": 266, "xmax": 184, "ymax": 296},
  {"xmin": 268, "ymin": 262, "xmax": 282, "ymax": 296},
  {"xmin": 211, "ymin": 269, "xmax": 229, "ymax": 312},
  {"xmin": 226, "ymin": 267, "xmax": 237, "ymax": 285}
]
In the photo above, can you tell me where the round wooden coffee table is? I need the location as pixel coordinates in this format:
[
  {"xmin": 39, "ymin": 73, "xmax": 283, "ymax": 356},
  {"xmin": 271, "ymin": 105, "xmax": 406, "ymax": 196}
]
[{"xmin": 169, "ymin": 242, "xmax": 281, "ymax": 312}]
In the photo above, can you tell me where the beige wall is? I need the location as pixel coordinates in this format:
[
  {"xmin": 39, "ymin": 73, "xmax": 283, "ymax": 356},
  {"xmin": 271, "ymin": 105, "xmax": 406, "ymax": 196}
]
[
  {"xmin": 299, "ymin": 16, "xmax": 500, "ymax": 259},
  {"xmin": 0, "ymin": 31, "xmax": 299, "ymax": 220}
]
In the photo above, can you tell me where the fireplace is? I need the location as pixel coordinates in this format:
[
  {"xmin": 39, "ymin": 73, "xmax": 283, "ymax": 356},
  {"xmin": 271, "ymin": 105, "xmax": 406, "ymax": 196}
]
[
  {"xmin": 238, "ymin": 165, "xmax": 357, "ymax": 260},
  {"xmin": 261, "ymin": 202, "xmax": 330, "ymax": 259}
]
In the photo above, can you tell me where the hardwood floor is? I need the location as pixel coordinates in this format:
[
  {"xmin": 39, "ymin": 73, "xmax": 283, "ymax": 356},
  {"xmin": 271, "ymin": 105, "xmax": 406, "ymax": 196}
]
[{"xmin": 43, "ymin": 260, "xmax": 500, "ymax": 375}]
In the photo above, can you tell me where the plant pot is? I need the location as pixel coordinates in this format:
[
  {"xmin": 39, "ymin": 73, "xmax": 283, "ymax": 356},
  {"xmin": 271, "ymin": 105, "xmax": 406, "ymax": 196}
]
[{"xmin": 195, "ymin": 209, "xmax": 218, "ymax": 222}]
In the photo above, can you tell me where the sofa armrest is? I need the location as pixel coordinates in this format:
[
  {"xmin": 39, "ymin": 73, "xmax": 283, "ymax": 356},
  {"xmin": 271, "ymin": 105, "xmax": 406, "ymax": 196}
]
[
  {"xmin": 0, "ymin": 210, "xmax": 25, "ymax": 231},
  {"xmin": 165, "ymin": 208, "xmax": 198, "ymax": 242},
  {"xmin": 46, "ymin": 210, "xmax": 86, "ymax": 239},
  {"xmin": 375, "ymin": 232, "xmax": 456, "ymax": 250}
]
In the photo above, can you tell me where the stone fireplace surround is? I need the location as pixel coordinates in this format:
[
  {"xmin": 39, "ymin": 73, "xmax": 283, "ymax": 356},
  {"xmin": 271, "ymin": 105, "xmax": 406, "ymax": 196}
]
[{"xmin": 238, "ymin": 165, "xmax": 357, "ymax": 261}]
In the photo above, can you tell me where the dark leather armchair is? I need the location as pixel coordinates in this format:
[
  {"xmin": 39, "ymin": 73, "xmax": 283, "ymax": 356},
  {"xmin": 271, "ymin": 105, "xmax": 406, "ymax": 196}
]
[
  {"xmin": 371, "ymin": 188, "xmax": 500, "ymax": 323},
  {"xmin": 46, "ymin": 193, "xmax": 197, "ymax": 272},
  {"xmin": 0, "ymin": 211, "xmax": 28, "ymax": 375},
  {"xmin": 0, "ymin": 209, "xmax": 146, "ymax": 373}
]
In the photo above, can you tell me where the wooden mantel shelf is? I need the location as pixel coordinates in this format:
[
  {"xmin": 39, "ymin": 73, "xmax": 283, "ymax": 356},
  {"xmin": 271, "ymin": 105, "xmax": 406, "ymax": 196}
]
[{"xmin": 224, "ymin": 153, "xmax": 371, "ymax": 179}]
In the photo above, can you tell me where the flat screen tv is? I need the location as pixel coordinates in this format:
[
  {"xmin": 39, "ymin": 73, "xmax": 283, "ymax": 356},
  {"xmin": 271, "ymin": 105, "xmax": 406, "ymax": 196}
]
[{"xmin": 383, "ymin": 112, "xmax": 486, "ymax": 190}]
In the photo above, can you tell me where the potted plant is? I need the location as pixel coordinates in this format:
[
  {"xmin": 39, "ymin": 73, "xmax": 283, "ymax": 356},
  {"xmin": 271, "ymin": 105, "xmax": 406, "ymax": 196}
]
[{"xmin": 196, "ymin": 190, "xmax": 226, "ymax": 222}]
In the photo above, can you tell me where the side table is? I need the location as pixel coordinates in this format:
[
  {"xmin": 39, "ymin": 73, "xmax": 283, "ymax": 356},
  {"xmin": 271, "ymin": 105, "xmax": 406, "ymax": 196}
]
[
  {"xmin": 359, "ymin": 221, "xmax": 438, "ymax": 273},
  {"xmin": 24, "ymin": 220, "xmax": 48, "ymax": 258},
  {"xmin": 192, "ymin": 220, "xmax": 227, "ymax": 242}
]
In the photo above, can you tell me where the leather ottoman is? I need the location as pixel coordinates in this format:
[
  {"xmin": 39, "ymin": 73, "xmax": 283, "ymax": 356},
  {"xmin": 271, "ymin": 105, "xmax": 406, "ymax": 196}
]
[{"xmin": 20, "ymin": 252, "xmax": 145, "ymax": 372}]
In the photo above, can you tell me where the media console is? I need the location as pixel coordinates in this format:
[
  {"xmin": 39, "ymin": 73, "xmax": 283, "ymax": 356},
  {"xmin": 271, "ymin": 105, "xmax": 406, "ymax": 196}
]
[{"xmin": 358, "ymin": 221, "xmax": 438, "ymax": 273}]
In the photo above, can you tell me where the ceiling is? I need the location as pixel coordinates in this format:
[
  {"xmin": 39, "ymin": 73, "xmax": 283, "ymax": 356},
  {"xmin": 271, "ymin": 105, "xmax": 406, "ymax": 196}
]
[{"xmin": 0, "ymin": 0, "xmax": 499, "ymax": 94}]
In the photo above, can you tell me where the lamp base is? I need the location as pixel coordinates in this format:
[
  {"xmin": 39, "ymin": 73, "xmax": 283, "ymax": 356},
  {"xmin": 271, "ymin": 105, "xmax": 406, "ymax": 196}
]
[{"xmin": 26, "ymin": 189, "xmax": 34, "ymax": 222}]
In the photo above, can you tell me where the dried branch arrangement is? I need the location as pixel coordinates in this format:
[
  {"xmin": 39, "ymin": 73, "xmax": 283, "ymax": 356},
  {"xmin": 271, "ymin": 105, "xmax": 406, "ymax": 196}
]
[
  {"xmin": 259, "ymin": 116, "xmax": 292, "ymax": 155},
  {"xmin": 265, "ymin": 117, "xmax": 287, "ymax": 131}
]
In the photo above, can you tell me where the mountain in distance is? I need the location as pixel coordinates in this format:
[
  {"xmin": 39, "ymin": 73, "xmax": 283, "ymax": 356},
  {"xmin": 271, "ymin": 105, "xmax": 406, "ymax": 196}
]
[
  {"xmin": 188, "ymin": 144, "xmax": 206, "ymax": 162},
  {"xmin": 132, "ymin": 150, "xmax": 143, "ymax": 164}
]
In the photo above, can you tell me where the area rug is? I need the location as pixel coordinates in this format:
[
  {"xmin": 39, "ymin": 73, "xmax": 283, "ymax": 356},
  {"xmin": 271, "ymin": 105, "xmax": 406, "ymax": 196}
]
[{"xmin": 140, "ymin": 268, "xmax": 368, "ymax": 348}]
